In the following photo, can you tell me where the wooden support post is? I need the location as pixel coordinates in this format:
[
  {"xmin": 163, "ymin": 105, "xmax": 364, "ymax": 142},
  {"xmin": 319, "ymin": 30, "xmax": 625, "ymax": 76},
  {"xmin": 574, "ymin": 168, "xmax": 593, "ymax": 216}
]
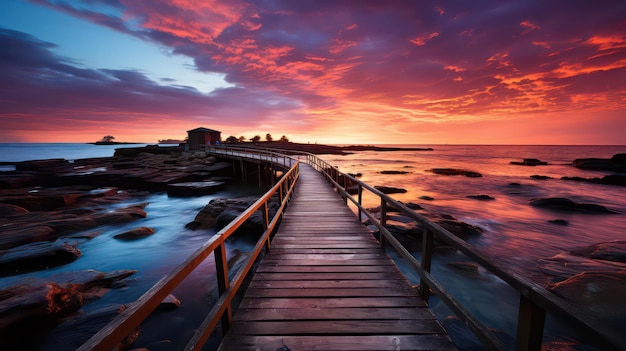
[
  {"xmin": 214, "ymin": 243, "xmax": 232, "ymax": 334},
  {"xmin": 240, "ymin": 159, "xmax": 246, "ymax": 182},
  {"xmin": 257, "ymin": 164, "xmax": 261, "ymax": 188},
  {"xmin": 516, "ymin": 294, "xmax": 546, "ymax": 351},
  {"xmin": 420, "ymin": 228, "xmax": 433, "ymax": 302}
]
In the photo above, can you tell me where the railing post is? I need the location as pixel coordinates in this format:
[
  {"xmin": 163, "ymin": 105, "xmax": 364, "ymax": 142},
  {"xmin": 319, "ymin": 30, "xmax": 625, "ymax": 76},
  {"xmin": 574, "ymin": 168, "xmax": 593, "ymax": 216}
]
[
  {"xmin": 357, "ymin": 185, "xmax": 363, "ymax": 222},
  {"xmin": 214, "ymin": 243, "xmax": 232, "ymax": 334},
  {"xmin": 262, "ymin": 202, "xmax": 270, "ymax": 251},
  {"xmin": 419, "ymin": 228, "xmax": 433, "ymax": 302},
  {"xmin": 380, "ymin": 199, "xmax": 387, "ymax": 248},
  {"xmin": 516, "ymin": 294, "xmax": 546, "ymax": 351}
]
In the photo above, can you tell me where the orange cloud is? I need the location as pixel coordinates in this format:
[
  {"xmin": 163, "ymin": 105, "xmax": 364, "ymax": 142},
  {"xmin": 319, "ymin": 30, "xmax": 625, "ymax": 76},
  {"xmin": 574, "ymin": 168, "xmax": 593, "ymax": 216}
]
[{"xmin": 410, "ymin": 32, "xmax": 439, "ymax": 46}]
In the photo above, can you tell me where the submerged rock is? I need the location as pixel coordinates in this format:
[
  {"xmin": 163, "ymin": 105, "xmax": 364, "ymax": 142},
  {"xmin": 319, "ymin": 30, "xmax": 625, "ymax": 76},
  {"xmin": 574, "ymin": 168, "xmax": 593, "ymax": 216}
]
[
  {"xmin": 562, "ymin": 174, "xmax": 626, "ymax": 186},
  {"xmin": 510, "ymin": 158, "xmax": 548, "ymax": 166},
  {"xmin": 529, "ymin": 197, "xmax": 616, "ymax": 214},
  {"xmin": 571, "ymin": 241, "xmax": 626, "ymax": 263},
  {"xmin": 429, "ymin": 168, "xmax": 482, "ymax": 177},
  {"xmin": 466, "ymin": 194, "xmax": 495, "ymax": 201},
  {"xmin": 113, "ymin": 227, "xmax": 156, "ymax": 240},
  {"xmin": 374, "ymin": 185, "xmax": 407, "ymax": 194},
  {"xmin": 549, "ymin": 271, "xmax": 626, "ymax": 321}
]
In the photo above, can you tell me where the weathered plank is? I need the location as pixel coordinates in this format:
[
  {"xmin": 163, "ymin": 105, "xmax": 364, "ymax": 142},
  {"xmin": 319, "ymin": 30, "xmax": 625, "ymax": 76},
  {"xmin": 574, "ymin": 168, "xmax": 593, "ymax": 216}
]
[{"xmin": 218, "ymin": 164, "xmax": 456, "ymax": 351}]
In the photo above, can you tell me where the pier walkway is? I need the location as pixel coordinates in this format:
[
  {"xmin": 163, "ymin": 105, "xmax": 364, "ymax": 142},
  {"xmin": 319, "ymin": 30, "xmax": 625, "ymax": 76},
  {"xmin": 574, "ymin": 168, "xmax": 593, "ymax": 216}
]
[{"xmin": 218, "ymin": 164, "xmax": 456, "ymax": 350}]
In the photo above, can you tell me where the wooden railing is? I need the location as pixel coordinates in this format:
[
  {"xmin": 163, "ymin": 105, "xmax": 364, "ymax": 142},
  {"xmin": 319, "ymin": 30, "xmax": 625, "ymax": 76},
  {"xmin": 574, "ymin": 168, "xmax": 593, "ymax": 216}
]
[
  {"xmin": 77, "ymin": 150, "xmax": 299, "ymax": 351},
  {"xmin": 297, "ymin": 151, "xmax": 623, "ymax": 351}
]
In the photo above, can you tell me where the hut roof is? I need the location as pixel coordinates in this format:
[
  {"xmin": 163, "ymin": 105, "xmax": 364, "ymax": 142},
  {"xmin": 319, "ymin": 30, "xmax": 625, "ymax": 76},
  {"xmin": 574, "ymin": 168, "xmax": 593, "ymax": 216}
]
[{"xmin": 187, "ymin": 127, "xmax": 221, "ymax": 133}]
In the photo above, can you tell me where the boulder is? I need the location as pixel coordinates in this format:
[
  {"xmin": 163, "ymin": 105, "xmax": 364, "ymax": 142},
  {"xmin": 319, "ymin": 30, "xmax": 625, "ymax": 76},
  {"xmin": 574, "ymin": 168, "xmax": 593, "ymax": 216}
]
[
  {"xmin": 428, "ymin": 168, "xmax": 482, "ymax": 177},
  {"xmin": 529, "ymin": 197, "xmax": 616, "ymax": 213},
  {"xmin": 436, "ymin": 218, "xmax": 483, "ymax": 240},
  {"xmin": 113, "ymin": 227, "xmax": 156, "ymax": 240},
  {"xmin": 530, "ymin": 175, "xmax": 552, "ymax": 180},
  {"xmin": 0, "ymin": 241, "xmax": 82, "ymax": 276},
  {"xmin": 186, "ymin": 196, "xmax": 277, "ymax": 234}
]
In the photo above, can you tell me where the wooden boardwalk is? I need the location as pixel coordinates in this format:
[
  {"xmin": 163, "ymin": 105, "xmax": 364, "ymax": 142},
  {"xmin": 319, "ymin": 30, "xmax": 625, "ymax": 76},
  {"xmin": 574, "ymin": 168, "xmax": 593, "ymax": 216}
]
[{"xmin": 219, "ymin": 164, "xmax": 456, "ymax": 351}]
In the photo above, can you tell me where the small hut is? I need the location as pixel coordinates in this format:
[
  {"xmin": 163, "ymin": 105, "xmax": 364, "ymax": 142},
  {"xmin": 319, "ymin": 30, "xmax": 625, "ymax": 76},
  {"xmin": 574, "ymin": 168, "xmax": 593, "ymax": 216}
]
[{"xmin": 187, "ymin": 127, "xmax": 221, "ymax": 150}]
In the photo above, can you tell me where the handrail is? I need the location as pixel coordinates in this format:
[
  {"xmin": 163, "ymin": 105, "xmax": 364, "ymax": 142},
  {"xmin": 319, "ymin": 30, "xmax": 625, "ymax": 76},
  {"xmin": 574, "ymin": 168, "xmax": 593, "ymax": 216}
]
[
  {"xmin": 77, "ymin": 149, "xmax": 299, "ymax": 351},
  {"xmin": 218, "ymin": 145, "xmax": 621, "ymax": 351},
  {"xmin": 292, "ymin": 151, "xmax": 623, "ymax": 351}
]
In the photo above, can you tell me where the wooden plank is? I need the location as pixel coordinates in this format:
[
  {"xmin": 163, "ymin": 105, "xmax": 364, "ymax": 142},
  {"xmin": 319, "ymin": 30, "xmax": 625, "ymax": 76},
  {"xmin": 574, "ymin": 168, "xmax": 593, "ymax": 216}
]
[
  {"xmin": 248, "ymin": 279, "xmax": 408, "ymax": 289},
  {"xmin": 219, "ymin": 335, "xmax": 456, "ymax": 351},
  {"xmin": 226, "ymin": 320, "xmax": 446, "ymax": 335},
  {"xmin": 238, "ymin": 297, "xmax": 427, "ymax": 309},
  {"xmin": 253, "ymin": 272, "xmax": 403, "ymax": 280},
  {"xmin": 235, "ymin": 307, "xmax": 436, "ymax": 321},
  {"xmin": 256, "ymin": 265, "xmax": 393, "ymax": 273},
  {"xmin": 244, "ymin": 287, "xmax": 416, "ymax": 298}
]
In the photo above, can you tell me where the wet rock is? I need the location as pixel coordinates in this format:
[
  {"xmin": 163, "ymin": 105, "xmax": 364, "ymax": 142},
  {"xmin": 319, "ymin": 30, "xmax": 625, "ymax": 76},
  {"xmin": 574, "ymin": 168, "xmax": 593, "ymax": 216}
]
[
  {"xmin": 549, "ymin": 271, "xmax": 626, "ymax": 321},
  {"xmin": 548, "ymin": 219, "xmax": 569, "ymax": 226},
  {"xmin": 113, "ymin": 227, "xmax": 156, "ymax": 240},
  {"xmin": 0, "ymin": 203, "xmax": 29, "ymax": 216},
  {"xmin": 529, "ymin": 197, "xmax": 616, "ymax": 213},
  {"xmin": 379, "ymin": 170, "xmax": 410, "ymax": 174},
  {"xmin": 537, "ymin": 253, "xmax": 626, "ymax": 284},
  {"xmin": 0, "ymin": 241, "xmax": 81, "ymax": 276},
  {"xmin": 562, "ymin": 174, "xmax": 626, "ymax": 186},
  {"xmin": 0, "ymin": 225, "xmax": 57, "ymax": 250},
  {"xmin": 186, "ymin": 196, "xmax": 277, "ymax": 234},
  {"xmin": 466, "ymin": 194, "xmax": 495, "ymax": 201},
  {"xmin": 436, "ymin": 219, "xmax": 483, "ymax": 240},
  {"xmin": 158, "ymin": 294, "xmax": 182, "ymax": 310},
  {"xmin": 530, "ymin": 175, "xmax": 552, "ymax": 180},
  {"xmin": 420, "ymin": 195, "xmax": 435, "ymax": 201},
  {"xmin": 166, "ymin": 180, "xmax": 225, "ymax": 197},
  {"xmin": 92, "ymin": 206, "xmax": 147, "ymax": 225},
  {"xmin": 571, "ymin": 241, "xmax": 626, "ymax": 263},
  {"xmin": 429, "ymin": 168, "xmax": 482, "ymax": 177},
  {"xmin": 573, "ymin": 153, "xmax": 626, "ymax": 172},
  {"xmin": 510, "ymin": 158, "xmax": 548, "ymax": 166},
  {"xmin": 0, "ymin": 282, "xmax": 83, "ymax": 346},
  {"xmin": 447, "ymin": 262, "xmax": 479, "ymax": 272},
  {"xmin": 374, "ymin": 185, "xmax": 407, "ymax": 194},
  {"xmin": 39, "ymin": 304, "xmax": 127, "ymax": 351}
]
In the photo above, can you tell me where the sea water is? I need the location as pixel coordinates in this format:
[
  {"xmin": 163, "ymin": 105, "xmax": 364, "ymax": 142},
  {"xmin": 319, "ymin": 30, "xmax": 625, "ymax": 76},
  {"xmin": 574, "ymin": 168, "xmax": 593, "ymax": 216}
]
[{"xmin": 1, "ymin": 143, "xmax": 625, "ymax": 349}]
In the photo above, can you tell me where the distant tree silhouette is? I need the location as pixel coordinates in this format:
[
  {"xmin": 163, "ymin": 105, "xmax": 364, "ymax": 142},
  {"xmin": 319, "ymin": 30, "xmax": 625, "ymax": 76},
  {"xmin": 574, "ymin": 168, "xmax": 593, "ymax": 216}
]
[
  {"xmin": 250, "ymin": 135, "xmax": 261, "ymax": 143},
  {"xmin": 265, "ymin": 133, "xmax": 273, "ymax": 142},
  {"xmin": 100, "ymin": 135, "xmax": 115, "ymax": 142},
  {"xmin": 238, "ymin": 136, "xmax": 246, "ymax": 142},
  {"xmin": 225, "ymin": 135, "xmax": 238, "ymax": 143},
  {"xmin": 279, "ymin": 135, "xmax": 289, "ymax": 142}
]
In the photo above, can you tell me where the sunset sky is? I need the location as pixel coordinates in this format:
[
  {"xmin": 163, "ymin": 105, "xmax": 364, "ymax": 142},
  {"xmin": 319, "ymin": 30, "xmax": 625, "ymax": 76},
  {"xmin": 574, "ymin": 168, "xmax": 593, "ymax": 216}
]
[{"xmin": 1, "ymin": 1, "xmax": 625, "ymax": 144}]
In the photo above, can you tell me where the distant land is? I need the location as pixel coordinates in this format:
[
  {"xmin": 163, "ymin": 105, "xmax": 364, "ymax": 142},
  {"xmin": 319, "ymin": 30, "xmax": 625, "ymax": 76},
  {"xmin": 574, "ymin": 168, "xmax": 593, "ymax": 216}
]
[
  {"xmin": 88, "ymin": 141, "xmax": 142, "ymax": 145},
  {"xmin": 158, "ymin": 139, "xmax": 185, "ymax": 144}
]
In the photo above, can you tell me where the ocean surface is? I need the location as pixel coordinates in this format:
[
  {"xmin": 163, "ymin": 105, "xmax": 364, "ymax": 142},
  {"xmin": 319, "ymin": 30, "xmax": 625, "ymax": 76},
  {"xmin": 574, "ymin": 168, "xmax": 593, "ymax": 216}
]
[{"xmin": 1, "ymin": 143, "xmax": 625, "ymax": 350}]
